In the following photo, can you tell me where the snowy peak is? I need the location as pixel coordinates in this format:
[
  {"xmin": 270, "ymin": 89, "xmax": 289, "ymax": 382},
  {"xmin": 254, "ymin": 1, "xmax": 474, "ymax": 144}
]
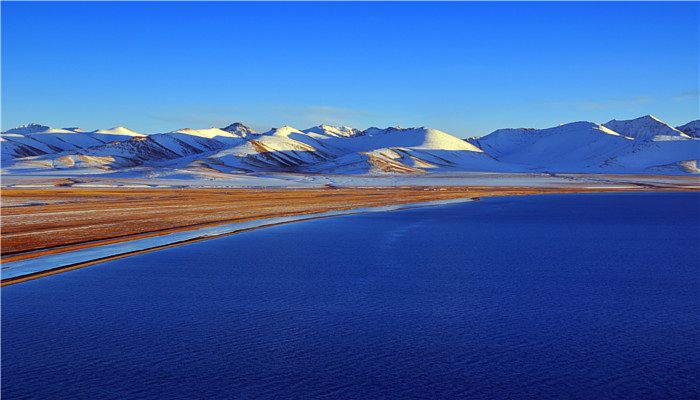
[
  {"xmin": 604, "ymin": 115, "xmax": 687, "ymax": 141},
  {"xmin": 3, "ymin": 123, "xmax": 52, "ymax": 134},
  {"xmin": 303, "ymin": 125, "xmax": 363, "ymax": 138},
  {"xmin": 405, "ymin": 127, "xmax": 483, "ymax": 152},
  {"xmin": 362, "ymin": 126, "xmax": 406, "ymax": 136},
  {"xmin": 329, "ymin": 126, "xmax": 484, "ymax": 153},
  {"xmin": 173, "ymin": 127, "xmax": 241, "ymax": 139},
  {"xmin": 2, "ymin": 116, "xmax": 698, "ymax": 175},
  {"xmin": 552, "ymin": 121, "xmax": 625, "ymax": 136},
  {"xmin": 4, "ymin": 123, "xmax": 96, "ymax": 135},
  {"xmin": 222, "ymin": 122, "xmax": 256, "ymax": 137},
  {"xmin": 264, "ymin": 125, "xmax": 306, "ymax": 137},
  {"xmin": 474, "ymin": 117, "xmax": 699, "ymax": 174},
  {"xmin": 676, "ymin": 120, "xmax": 700, "ymax": 138},
  {"xmin": 473, "ymin": 121, "xmax": 627, "ymax": 161},
  {"xmin": 92, "ymin": 126, "xmax": 143, "ymax": 137}
]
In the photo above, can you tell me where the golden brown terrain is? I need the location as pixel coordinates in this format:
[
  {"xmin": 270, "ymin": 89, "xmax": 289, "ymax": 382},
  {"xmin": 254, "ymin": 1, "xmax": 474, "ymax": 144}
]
[{"xmin": 2, "ymin": 185, "xmax": 697, "ymax": 265}]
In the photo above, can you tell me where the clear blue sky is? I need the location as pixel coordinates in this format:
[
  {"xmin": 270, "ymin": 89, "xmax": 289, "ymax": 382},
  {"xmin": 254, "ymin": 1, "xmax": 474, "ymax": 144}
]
[{"xmin": 2, "ymin": 2, "xmax": 698, "ymax": 137}]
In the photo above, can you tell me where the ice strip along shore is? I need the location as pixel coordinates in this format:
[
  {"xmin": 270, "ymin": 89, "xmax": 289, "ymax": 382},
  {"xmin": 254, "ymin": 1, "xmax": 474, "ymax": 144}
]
[
  {"xmin": 1, "ymin": 199, "xmax": 471, "ymax": 284},
  {"xmin": 3, "ymin": 182, "xmax": 698, "ymax": 285}
]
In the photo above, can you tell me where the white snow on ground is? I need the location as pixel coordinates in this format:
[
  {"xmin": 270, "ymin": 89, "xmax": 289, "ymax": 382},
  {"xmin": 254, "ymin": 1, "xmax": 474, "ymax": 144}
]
[{"xmin": 4, "ymin": 170, "xmax": 696, "ymax": 190}]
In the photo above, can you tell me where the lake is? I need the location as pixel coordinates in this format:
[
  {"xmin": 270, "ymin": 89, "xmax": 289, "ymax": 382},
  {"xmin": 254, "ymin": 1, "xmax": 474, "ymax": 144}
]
[{"xmin": 2, "ymin": 193, "xmax": 699, "ymax": 399}]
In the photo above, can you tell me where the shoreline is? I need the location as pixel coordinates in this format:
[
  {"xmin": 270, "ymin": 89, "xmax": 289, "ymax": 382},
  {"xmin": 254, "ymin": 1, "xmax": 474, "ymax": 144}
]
[
  {"xmin": 2, "ymin": 186, "xmax": 698, "ymax": 286},
  {"xmin": 5, "ymin": 185, "xmax": 676, "ymax": 262},
  {"xmin": 1, "ymin": 198, "xmax": 473, "ymax": 286}
]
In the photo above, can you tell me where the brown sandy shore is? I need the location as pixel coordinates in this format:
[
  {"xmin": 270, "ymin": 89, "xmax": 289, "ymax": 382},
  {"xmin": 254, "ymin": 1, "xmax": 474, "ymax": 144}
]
[{"xmin": 1, "ymin": 184, "xmax": 698, "ymax": 285}]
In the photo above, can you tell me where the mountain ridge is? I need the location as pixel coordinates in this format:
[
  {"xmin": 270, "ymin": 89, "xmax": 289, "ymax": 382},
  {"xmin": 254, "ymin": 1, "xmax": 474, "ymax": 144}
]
[{"xmin": 2, "ymin": 115, "xmax": 698, "ymax": 176}]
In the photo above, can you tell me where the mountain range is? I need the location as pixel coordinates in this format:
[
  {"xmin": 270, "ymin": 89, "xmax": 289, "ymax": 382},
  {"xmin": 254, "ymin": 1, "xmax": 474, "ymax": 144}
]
[{"xmin": 1, "ymin": 115, "xmax": 698, "ymax": 177}]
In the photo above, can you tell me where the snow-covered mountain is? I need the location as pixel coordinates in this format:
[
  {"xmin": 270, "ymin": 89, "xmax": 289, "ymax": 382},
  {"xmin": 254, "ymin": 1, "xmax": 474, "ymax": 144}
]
[
  {"xmin": 2, "ymin": 115, "xmax": 698, "ymax": 175},
  {"xmin": 222, "ymin": 122, "xmax": 257, "ymax": 137},
  {"xmin": 1, "ymin": 124, "xmax": 145, "ymax": 164},
  {"xmin": 603, "ymin": 115, "xmax": 688, "ymax": 141},
  {"xmin": 303, "ymin": 125, "xmax": 363, "ymax": 138},
  {"xmin": 471, "ymin": 116, "xmax": 699, "ymax": 174},
  {"xmin": 4, "ymin": 123, "xmax": 54, "ymax": 134},
  {"xmin": 203, "ymin": 126, "xmax": 337, "ymax": 173},
  {"xmin": 677, "ymin": 120, "xmax": 700, "ymax": 138},
  {"xmin": 471, "ymin": 122, "xmax": 634, "ymax": 172}
]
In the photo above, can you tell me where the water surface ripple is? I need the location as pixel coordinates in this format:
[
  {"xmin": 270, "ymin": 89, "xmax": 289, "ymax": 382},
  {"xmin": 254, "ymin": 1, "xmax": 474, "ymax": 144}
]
[{"xmin": 3, "ymin": 193, "xmax": 699, "ymax": 399}]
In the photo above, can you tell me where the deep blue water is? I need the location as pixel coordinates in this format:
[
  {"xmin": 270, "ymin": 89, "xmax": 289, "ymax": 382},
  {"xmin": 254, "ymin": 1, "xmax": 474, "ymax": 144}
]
[{"xmin": 2, "ymin": 193, "xmax": 699, "ymax": 399}]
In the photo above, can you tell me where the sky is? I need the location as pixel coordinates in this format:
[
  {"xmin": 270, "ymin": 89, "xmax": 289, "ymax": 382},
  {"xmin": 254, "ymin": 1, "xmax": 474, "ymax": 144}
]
[{"xmin": 2, "ymin": 2, "xmax": 698, "ymax": 137}]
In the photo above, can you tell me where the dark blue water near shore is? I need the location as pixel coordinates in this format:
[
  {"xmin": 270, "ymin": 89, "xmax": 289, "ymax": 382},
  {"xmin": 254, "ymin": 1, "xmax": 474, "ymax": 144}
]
[{"xmin": 3, "ymin": 193, "xmax": 699, "ymax": 399}]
